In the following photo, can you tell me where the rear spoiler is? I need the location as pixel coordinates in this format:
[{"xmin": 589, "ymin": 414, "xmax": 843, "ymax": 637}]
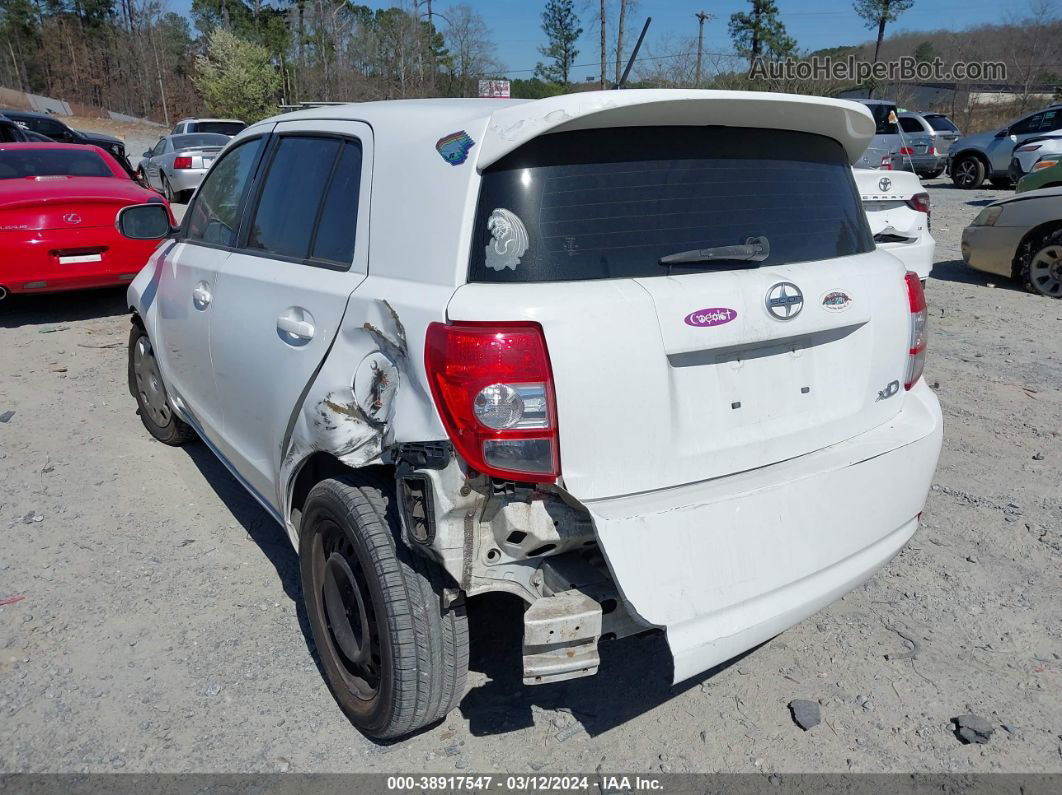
[{"xmin": 478, "ymin": 89, "xmax": 876, "ymax": 169}]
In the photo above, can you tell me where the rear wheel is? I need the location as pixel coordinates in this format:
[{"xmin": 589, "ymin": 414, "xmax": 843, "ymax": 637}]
[
  {"xmin": 1020, "ymin": 229, "xmax": 1062, "ymax": 299},
  {"xmin": 951, "ymin": 155, "xmax": 985, "ymax": 189},
  {"xmin": 160, "ymin": 175, "xmax": 175, "ymax": 202},
  {"xmin": 300, "ymin": 475, "xmax": 468, "ymax": 739},
  {"xmin": 128, "ymin": 322, "xmax": 196, "ymax": 445}
]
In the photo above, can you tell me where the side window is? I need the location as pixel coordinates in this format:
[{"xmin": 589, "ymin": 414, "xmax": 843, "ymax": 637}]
[
  {"xmin": 186, "ymin": 137, "xmax": 264, "ymax": 247},
  {"xmin": 899, "ymin": 117, "xmax": 923, "ymax": 134},
  {"xmin": 1011, "ymin": 113, "xmax": 1044, "ymax": 135},
  {"xmin": 310, "ymin": 140, "xmax": 362, "ymax": 265},
  {"xmin": 150, "ymin": 138, "xmax": 166, "ymax": 157},
  {"xmin": 245, "ymin": 136, "xmax": 340, "ymax": 260},
  {"xmin": 1043, "ymin": 110, "xmax": 1061, "ymax": 132}
]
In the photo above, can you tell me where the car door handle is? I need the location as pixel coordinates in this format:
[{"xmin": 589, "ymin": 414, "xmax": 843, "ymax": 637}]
[
  {"xmin": 277, "ymin": 313, "xmax": 315, "ymax": 341},
  {"xmin": 192, "ymin": 282, "xmax": 212, "ymax": 309}
]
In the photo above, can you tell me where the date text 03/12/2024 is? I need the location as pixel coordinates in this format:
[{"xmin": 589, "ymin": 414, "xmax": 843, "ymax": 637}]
[{"xmin": 385, "ymin": 775, "xmax": 665, "ymax": 791}]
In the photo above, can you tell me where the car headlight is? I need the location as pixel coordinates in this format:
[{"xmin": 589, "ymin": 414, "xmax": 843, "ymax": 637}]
[
  {"xmin": 1031, "ymin": 158, "xmax": 1060, "ymax": 172},
  {"xmin": 972, "ymin": 206, "xmax": 1003, "ymax": 226}
]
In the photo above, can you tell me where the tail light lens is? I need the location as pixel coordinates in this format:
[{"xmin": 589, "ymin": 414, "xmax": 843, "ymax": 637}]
[
  {"xmin": 899, "ymin": 146, "xmax": 914, "ymax": 155},
  {"xmin": 880, "ymin": 155, "xmax": 893, "ymax": 170},
  {"xmin": 173, "ymin": 156, "xmax": 192, "ymax": 169},
  {"xmin": 928, "ymin": 145, "xmax": 937, "ymax": 156},
  {"xmin": 906, "ymin": 192, "xmax": 930, "ymax": 213},
  {"xmin": 425, "ymin": 322, "xmax": 559, "ymax": 482},
  {"xmin": 904, "ymin": 272, "xmax": 928, "ymax": 390}
]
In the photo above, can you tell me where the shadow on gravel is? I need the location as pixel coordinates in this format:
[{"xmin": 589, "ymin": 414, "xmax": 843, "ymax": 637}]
[
  {"xmin": 0, "ymin": 287, "xmax": 128, "ymax": 328},
  {"xmin": 459, "ymin": 594, "xmax": 752, "ymax": 738},
  {"xmin": 930, "ymin": 258, "xmax": 1023, "ymax": 291},
  {"xmin": 966, "ymin": 199, "xmax": 997, "ymax": 207}
]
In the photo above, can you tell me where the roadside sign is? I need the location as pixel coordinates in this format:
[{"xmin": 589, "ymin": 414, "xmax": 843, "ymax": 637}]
[{"xmin": 478, "ymin": 79, "xmax": 511, "ymax": 99}]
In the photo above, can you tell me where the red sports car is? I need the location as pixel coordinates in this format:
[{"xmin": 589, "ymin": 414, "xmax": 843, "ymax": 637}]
[{"xmin": 0, "ymin": 142, "xmax": 172, "ymax": 298}]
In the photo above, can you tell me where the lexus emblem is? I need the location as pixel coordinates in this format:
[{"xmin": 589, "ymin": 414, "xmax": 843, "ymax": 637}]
[
  {"xmin": 63, "ymin": 213, "xmax": 82, "ymax": 225},
  {"xmin": 878, "ymin": 177, "xmax": 892, "ymax": 192},
  {"xmin": 765, "ymin": 282, "xmax": 803, "ymax": 321}
]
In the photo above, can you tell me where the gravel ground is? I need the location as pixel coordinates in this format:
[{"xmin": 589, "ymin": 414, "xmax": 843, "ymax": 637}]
[{"xmin": 0, "ymin": 177, "xmax": 1059, "ymax": 774}]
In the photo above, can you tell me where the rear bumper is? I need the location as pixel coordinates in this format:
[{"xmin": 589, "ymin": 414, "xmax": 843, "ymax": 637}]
[
  {"xmin": 0, "ymin": 228, "xmax": 160, "ymax": 294},
  {"xmin": 583, "ymin": 380, "xmax": 943, "ymax": 683},
  {"xmin": 877, "ymin": 233, "xmax": 934, "ymax": 281},
  {"xmin": 167, "ymin": 168, "xmax": 207, "ymax": 194}
]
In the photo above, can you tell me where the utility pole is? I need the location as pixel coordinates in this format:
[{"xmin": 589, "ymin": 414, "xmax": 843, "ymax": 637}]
[
  {"xmin": 695, "ymin": 10, "xmax": 713, "ymax": 86},
  {"xmin": 599, "ymin": 0, "xmax": 607, "ymax": 89}
]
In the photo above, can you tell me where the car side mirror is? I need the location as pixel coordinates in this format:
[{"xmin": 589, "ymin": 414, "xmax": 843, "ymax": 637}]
[
  {"xmin": 117, "ymin": 203, "xmax": 174, "ymax": 240},
  {"xmin": 142, "ymin": 150, "xmax": 151, "ymax": 158}
]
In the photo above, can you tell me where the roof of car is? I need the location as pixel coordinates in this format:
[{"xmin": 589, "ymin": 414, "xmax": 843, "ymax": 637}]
[
  {"xmin": 853, "ymin": 98, "xmax": 895, "ymax": 106},
  {"xmin": 0, "ymin": 142, "xmax": 93, "ymax": 150},
  {"xmin": 0, "ymin": 109, "xmax": 57, "ymax": 120}
]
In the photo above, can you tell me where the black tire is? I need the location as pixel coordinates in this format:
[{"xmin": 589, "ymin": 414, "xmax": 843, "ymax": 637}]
[
  {"xmin": 951, "ymin": 155, "xmax": 985, "ymax": 189},
  {"xmin": 161, "ymin": 175, "xmax": 174, "ymax": 202},
  {"xmin": 127, "ymin": 321, "xmax": 196, "ymax": 445},
  {"xmin": 1018, "ymin": 228, "xmax": 1062, "ymax": 299},
  {"xmin": 299, "ymin": 474, "xmax": 468, "ymax": 739},
  {"xmin": 989, "ymin": 177, "xmax": 1013, "ymax": 189}
]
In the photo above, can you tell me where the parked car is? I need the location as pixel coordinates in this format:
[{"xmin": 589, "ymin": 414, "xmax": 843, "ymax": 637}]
[
  {"xmin": 137, "ymin": 132, "xmax": 229, "ymax": 203},
  {"xmin": 0, "ymin": 143, "xmax": 172, "ymax": 299},
  {"xmin": 170, "ymin": 118, "xmax": 246, "ymax": 137},
  {"xmin": 1009, "ymin": 133, "xmax": 1062, "ymax": 183},
  {"xmin": 898, "ymin": 111, "xmax": 959, "ymax": 177},
  {"xmin": 0, "ymin": 114, "xmax": 29, "ymax": 143},
  {"xmin": 1016, "ymin": 158, "xmax": 1062, "ymax": 193},
  {"xmin": 853, "ymin": 167, "xmax": 934, "ymax": 281},
  {"xmin": 948, "ymin": 104, "xmax": 1062, "ymax": 189},
  {"xmin": 962, "ymin": 188, "xmax": 1062, "ymax": 297},
  {"xmin": 116, "ymin": 91, "xmax": 942, "ymax": 739},
  {"xmin": 852, "ymin": 98, "xmax": 905, "ymax": 170},
  {"xmin": 0, "ymin": 108, "xmax": 133, "ymax": 175}
]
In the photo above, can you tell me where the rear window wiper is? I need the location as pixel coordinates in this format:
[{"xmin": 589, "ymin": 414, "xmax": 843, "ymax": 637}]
[{"xmin": 659, "ymin": 236, "xmax": 770, "ymax": 266}]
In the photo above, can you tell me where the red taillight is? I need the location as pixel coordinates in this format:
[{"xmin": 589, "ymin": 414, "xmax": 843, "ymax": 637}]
[
  {"xmin": 425, "ymin": 322, "xmax": 560, "ymax": 482},
  {"xmin": 879, "ymin": 155, "xmax": 893, "ymax": 170},
  {"xmin": 899, "ymin": 146, "xmax": 914, "ymax": 156},
  {"xmin": 928, "ymin": 145, "xmax": 937, "ymax": 156},
  {"xmin": 173, "ymin": 156, "xmax": 192, "ymax": 169},
  {"xmin": 904, "ymin": 272, "xmax": 928, "ymax": 390},
  {"xmin": 907, "ymin": 192, "xmax": 930, "ymax": 213}
]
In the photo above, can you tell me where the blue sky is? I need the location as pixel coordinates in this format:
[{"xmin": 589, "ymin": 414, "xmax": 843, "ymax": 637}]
[{"xmin": 169, "ymin": 0, "xmax": 1009, "ymax": 81}]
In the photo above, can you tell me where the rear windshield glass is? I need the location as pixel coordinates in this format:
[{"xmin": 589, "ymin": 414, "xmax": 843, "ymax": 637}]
[
  {"xmin": 189, "ymin": 122, "xmax": 245, "ymax": 136},
  {"xmin": 171, "ymin": 133, "xmax": 229, "ymax": 149},
  {"xmin": 924, "ymin": 115, "xmax": 959, "ymax": 132},
  {"xmin": 0, "ymin": 148, "xmax": 112, "ymax": 179},
  {"xmin": 469, "ymin": 127, "xmax": 873, "ymax": 283}
]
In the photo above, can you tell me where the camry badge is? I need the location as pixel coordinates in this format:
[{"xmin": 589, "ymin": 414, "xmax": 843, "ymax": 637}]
[{"xmin": 765, "ymin": 282, "xmax": 803, "ymax": 321}]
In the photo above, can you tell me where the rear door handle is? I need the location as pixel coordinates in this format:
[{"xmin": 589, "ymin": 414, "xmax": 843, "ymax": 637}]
[
  {"xmin": 277, "ymin": 309, "xmax": 315, "ymax": 342},
  {"xmin": 192, "ymin": 282, "xmax": 212, "ymax": 309}
]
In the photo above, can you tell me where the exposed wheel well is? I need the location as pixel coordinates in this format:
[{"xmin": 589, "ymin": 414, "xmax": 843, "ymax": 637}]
[
  {"xmin": 952, "ymin": 150, "xmax": 990, "ymax": 169},
  {"xmin": 288, "ymin": 451, "xmax": 394, "ymax": 533},
  {"xmin": 1012, "ymin": 220, "xmax": 1062, "ymax": 278}
]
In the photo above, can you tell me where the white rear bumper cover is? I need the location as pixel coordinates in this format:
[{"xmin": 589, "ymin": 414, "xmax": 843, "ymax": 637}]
[
  {"xmin": 583, "ymin": 381, "xmax": 943, "ymax": 683},
  {"xmin": 879, "ymin": 235, "xmax": 935, "ymax": 282}
]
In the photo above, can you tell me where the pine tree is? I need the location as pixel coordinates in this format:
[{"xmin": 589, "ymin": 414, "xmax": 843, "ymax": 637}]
[
  {"xmin": 854, "ymin": 0, "xmax": 915, "ymax": 63},
  {"xmin": 728, "ymin": 0, "xmax": 795, "ymax": 66},
  {"xmin": 534, "ymin": 0, "xmax": 582, "ymax": 85}
]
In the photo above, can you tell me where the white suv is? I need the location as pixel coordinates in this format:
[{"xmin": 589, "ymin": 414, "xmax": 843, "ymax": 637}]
[{"xmin": 117, "ymin": 90, "xmax": 943, "ymax": 739}]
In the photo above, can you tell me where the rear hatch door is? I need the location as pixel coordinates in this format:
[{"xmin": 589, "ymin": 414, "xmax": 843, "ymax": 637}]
[{"xmin": 448, "ymin": 125, "xmax": 912, "ymax": 501}]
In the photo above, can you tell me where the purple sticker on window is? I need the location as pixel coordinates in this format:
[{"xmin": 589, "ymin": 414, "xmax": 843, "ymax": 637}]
[{"xmin": 684, "ymin": 308, "xmax": 737, "ymax": 327}]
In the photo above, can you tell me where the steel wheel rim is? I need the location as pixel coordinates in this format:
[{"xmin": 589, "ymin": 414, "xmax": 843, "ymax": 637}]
[
  {"xmin": 1030, "ymin": 245, "xmax": 1062, "ymax": 298},
  {"xmin": 311, "ymin": 520, "xmax": 381, "ymax": 699},
  {"xmin": 132, "ymin": 337, "xmax": 171, "ymax": 426}
]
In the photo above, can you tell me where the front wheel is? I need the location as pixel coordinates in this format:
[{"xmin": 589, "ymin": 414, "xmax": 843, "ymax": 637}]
[
  {"xmin": 1020, "ymin": 229, "xmax": 1062, "ymax": 298},
  {"xmin": 951, "ymin": 156, "xmax": 985, "ymax": 189},
  {"xmin": 300, "ymin": 475, "xmax": 468, "ymax": 739},
  {"xmin": 128, "ymin": 322, "xmax": 196, "ymax": 445}
]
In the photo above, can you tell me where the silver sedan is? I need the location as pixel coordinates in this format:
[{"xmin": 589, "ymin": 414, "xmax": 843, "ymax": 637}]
[{"xmin": 136, "ymin": 133, "xmax": 229, "ymax": 203}]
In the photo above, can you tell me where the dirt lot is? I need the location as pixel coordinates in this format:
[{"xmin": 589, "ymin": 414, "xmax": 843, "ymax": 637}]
[{"xmin": 0, "ymin": 178, "xmax": 1059, "ymax": 775}]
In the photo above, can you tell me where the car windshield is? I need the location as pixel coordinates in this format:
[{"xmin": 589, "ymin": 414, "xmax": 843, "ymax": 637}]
[
  {"xmin": 190, "ymin": 122, "xmax": 245, "ymax": 136},
  {"xmin": 171, "ymin": 133, "xmax": 229, "ymax": 149},
  {"xmin": 0, "ymin": 148, "xmax": 112, "ymax": 179},
  {"xmin": 469, "ymin": 126, "xmax": 873, "ymax": 283},
  {"xmin": 924, "ymin": 115, "xmax": 959, "ymax": 132}
]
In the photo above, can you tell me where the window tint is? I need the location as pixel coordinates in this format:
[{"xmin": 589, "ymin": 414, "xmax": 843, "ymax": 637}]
[
  {"xmin": 0, "ymin": 148, "xmax": 112, "ymax": 179},
  {"xmin": 171, "ymin": 133, "xmax": 229, "ymax": 149},
  {"xmin": 899, "ymin": 117, "xmax": 923, "ymax": 134},
  {"xmin": 469, "ymin": 127, "xmax": 873, "ymax": 283},
  {"xmin": 192, "ymin": 122, "xmax": 246, "ymax": 136},
  {"xmin": 186, "ymin": 137, "xmax": 263, "ymax": 247},
  {"xmin": 924, "ymin": 115, "xmax": 958, "ymax": 132},
  {"xmin": 246, "ymin": 136, "xmax": 340, "ymax": 259},
  {"xmin": 1043, "ymin": 109, "xmax": 1062, "ymax": 132},
  {"xmin": 310, "ymin": 140, "xmax": 362, "ymax": 265}
]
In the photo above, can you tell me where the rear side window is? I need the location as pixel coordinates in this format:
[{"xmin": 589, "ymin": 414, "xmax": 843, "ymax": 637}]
[
  {"xmin": 310, "ymin": 141, "xmax": 362, "ymax": 265},
  {"xmin": 186, "ymin": 137, "xmax": 263, "ymax": 247},
  {"xmin": 924, "ymin": 115, "xmax": 958, "ymax": 132},
  {"xmin": 469, "ymin": 127, "xmax": 873, "ymax": 283},
  {"xmin": 0, "ymin": 148, "xmax": 112, "ymax": 178}
]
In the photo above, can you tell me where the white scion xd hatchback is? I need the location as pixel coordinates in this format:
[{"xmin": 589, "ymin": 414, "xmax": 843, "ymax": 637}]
[{"xmin": 117, "ymin": 90, "xmax": 943, "ymax": 739}]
